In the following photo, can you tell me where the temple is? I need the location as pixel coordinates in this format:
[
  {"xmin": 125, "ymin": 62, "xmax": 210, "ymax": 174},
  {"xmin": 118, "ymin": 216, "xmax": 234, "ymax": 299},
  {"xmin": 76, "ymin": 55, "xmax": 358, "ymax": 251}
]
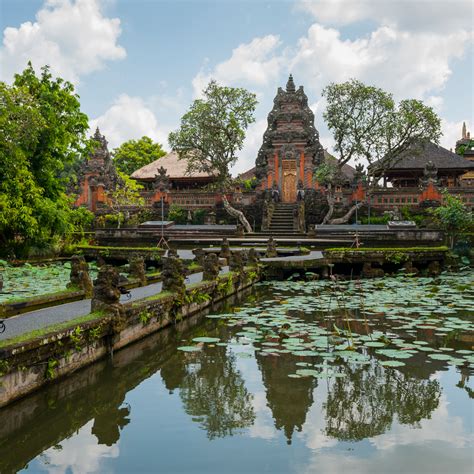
[
  {"xmin": 72, "ymin": 128, "xmax": 120, "ymax": 211},
  {"xmin": 255, "ymin": 74, "xmax": 325, "ymax": 201},
  {"xmin": 72, "ymin": 80, "xmax": 474, "ymax": 226}
]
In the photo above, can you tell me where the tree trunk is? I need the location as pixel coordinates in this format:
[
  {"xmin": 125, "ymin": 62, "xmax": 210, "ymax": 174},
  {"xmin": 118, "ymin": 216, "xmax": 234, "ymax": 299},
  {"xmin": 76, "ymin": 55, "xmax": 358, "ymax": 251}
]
[
  {"xmin": 321, "ymin": 194, "xmax": 335, "ymax": 224},
  {"xmin": 328, "ymin": 201, "xmax": 365, "ymax": 225},
  {"xmin": 222, "ymin": 195, "xmax": 253, "ymax": 233}
]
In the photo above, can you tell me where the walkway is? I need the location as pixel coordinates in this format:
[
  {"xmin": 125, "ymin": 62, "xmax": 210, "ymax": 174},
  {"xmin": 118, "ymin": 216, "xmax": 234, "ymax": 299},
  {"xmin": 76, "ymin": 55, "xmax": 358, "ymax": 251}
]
[{"xmin": 0, "ymin": 268, "xmax": 228, "ymax": 342}]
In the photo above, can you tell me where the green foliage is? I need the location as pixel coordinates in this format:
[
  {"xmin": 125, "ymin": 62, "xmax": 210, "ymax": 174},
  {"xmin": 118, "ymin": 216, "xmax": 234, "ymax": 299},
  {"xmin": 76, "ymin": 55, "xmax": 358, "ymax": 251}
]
[
  {"xmin": 45, "ymin": 358, "xmax": 58, "ymax": 380},
  {"xmin": 192, "ymin": 209, "xmax": 207, "ymax": 225},
  {"xmin": 139, "ymin": 310, "xmax": 153, "ymax": 325},
  {"xmin": 322, "ymin": 79, "xmax": 441, "ymax": 182},
  {"xmin": 432, "ymin": 191, "xmax": 474, "ymax": 248},
  {"xmin": 185, "ymin": 289, "xmax": 211, "ymax": 305},
  {"xmin": 0, "ymin": 64, "xmax": 91, "ymax": 257},
  {"xmin": 455, "ymin": 139, "xmax": 474, "ymax": 157},
  {"xmin": 169, "ymin": 80, "xmax": 257, "ymax": 184},
  {"xmin": 167, "ymin": 204, "xmax": 187, "ymax": 224},
  {"xmin": 106, "ymin": 172, "xmax": 144, "ymax": 228},
  {"xmin": 113, "ymin": 136, "xmax": 166, "ymax": 175},
  {"xmin": 359, "ymin": 216, "xmax": 390, "ymax": 225},
  {"xmin": 69, "ymin": 326, "xmax": 83, "ymax": 351}
]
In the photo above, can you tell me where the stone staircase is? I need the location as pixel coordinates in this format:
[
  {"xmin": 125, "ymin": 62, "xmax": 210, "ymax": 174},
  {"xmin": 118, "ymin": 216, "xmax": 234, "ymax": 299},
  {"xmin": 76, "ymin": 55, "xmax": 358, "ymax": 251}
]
[{"xmin": 269, "ymin": 203, "xmax": 297, "ymax": 234}]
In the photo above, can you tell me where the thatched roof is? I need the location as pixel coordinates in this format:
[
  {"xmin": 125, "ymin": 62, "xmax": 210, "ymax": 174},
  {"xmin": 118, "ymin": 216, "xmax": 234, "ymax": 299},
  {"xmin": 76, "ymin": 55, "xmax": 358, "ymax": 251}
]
[
  {"xmin": 238, "ymin": 167, "xmax": 256, "ymax": 181},
  {"xmin": 131, "ymin": 151, "xmax": 216, "ymax": 180},
  {"xmin": 372, "ymin": 141, "xmax": 474, "ymax": 173}
]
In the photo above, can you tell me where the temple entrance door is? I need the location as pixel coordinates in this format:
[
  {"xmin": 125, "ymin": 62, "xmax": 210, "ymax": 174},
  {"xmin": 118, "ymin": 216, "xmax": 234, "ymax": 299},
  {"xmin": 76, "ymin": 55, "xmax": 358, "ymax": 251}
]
[{"xmin": 282, "ymin": 160, "xmax": 297, "ymax": 202}]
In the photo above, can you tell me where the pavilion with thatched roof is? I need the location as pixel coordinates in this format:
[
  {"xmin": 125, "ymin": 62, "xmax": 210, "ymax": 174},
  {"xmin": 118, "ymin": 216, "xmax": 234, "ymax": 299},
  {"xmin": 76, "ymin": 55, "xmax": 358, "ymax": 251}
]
[{"xmin": 131, "ymin": 151, "xmax": 217, "ymax": 190}]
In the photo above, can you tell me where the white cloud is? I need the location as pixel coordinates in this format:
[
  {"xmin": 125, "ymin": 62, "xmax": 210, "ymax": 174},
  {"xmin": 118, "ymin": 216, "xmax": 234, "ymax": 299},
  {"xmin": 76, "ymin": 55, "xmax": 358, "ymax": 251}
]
[
  {"xmin": 0, "ymin": 0, "xmax": 126, "ymax": 83},
  {"xmin": 90, "ymin": 94, "xmax": 168, "ymax": 149},
  {"xmin": 230, "ymin": 118, "xmax": 267, "ymax": 176},
  {"xmin": 192, "ymin": 35, "xmax": 283, "ymax": 97},
  {"xmin": 39, "ymin": 420, "xmax": 119, "ymax": 474},
  {"xmin": 298, "ymin": 0, "xmax": 473, "ymax": 32},
  {"xmin": 291, "ymin": 23, "xmax": 471, "ymax": 101}
]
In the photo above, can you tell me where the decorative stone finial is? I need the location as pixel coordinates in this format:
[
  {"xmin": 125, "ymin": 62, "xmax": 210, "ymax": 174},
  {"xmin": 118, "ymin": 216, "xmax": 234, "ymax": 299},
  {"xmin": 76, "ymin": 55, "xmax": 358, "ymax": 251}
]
[{"xmin": 286, "ymin": 74, "xmax": 296, "ymax": 93}]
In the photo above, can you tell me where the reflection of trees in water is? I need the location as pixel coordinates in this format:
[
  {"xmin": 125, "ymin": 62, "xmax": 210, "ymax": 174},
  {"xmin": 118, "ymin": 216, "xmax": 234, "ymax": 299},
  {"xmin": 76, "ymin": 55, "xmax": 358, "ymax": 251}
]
[
  {"xmin": 161, "ymin": 346, "xmax": 256, "ymax": 440},
  {"xmin": 324, "ymin": 361, "xmax": 441, "ymax": 441},
  {"xmin": 256, "ymin": 353, "xmax": 317, "ymax": 444},
  {"xmin": 92, "ymin": 404, "xmax": 131, "ymax": 446}
]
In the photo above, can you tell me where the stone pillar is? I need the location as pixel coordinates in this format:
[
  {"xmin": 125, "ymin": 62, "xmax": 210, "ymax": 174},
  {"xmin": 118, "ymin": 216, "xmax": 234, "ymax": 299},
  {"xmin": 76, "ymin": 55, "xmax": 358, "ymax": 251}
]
[
  {"xmin": 192, "ymin": 248, "xmax": 206, "ymax": 266},
  {"xmin": 220, "ymin": 237, "xmax": 231, "ymax": 263},
  {"xmin": 202, "ymin": 253, "xmax": 220, "ymax": 281},
  {"xmin": 68, "ymin": 255, "xmax": 93, "ymax": 297},
  {"xmin": 229, "ymin": 252, "xmax": 244, "ymax": 273},
  {"xmin": 248, "ymin": 248, "xmax": 260, "ymax": 266},
  {"xmin": 265, "ymin": 237, "xmax": 278, "ymax": 258},
  {"xmin": 128, "ymin": 257, "xmax": 147, "ymax": 286},
  {"xmin": 91, "ymin": 265, "xmax": 122, "ymax": 315},
  {"xmin": 162, "ymin": 255, "xmax": 186, "ymax": 295}
]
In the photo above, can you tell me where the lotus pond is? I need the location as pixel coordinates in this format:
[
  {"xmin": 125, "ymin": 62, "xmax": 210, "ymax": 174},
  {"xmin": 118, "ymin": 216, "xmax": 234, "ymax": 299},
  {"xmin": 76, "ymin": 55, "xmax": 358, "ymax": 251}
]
[
  {"xmin": 3, "ymin": 271, "xmax": 473, "ymax": 473},
  {"xmin": 0, "ymin": 261, "xmax": 99, "ymax": 303}
]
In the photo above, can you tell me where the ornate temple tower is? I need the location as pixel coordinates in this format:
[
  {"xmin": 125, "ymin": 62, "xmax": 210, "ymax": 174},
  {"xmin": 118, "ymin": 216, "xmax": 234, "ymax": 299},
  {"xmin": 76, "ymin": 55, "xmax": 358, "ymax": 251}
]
[
  {"xmin": 73, "ymin": 128, "xmax": 120, "ymax": 211},
  {"xmin": 255, "ymin": 75, "xmax": 325, "ymax": 202}
]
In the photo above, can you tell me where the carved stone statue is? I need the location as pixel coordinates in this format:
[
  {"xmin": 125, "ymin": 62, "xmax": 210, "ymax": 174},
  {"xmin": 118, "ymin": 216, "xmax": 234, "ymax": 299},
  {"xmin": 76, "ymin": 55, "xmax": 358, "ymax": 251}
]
[
  {"xmin": 296, "ymin": 180, "xmax": 305, "ymax": 201},
  {"xmin": 202, "ymin": 253, "xmax": 220, "ymax": 281},
  {"xmin": 421, "ymin": 160, "xmax": 438, "ymax": 186},
  {"xmin": 192, "ymin": 248, "xmax": 206, "ymax": 266},
  {"xmin": 271, "ymin": 183, "xmax": 280, "ymax": 203},
  {"xmin": 248, "ymin": 248, "xmax": 260, "ymax": 266},
  {"xmin": 68, "ymin": 255, "xmax": 93, "ymax": 297},
  {"xmin": 266, "ymin": 237, "xmax": 278, "ymax": 258},
  {"xmin": 128, "ymin": 257, "xmax": 147, "ymax": 286},
  {"xmin": 220, "ymin": 237, "xmax": 231, "ymax": 262},
  {"xmin": 229, "ymin": 251, "xmax": 244, "ymax": 273},
  {"xmin": 91, "ymin": 265, "xmax": 122, "ymax": 315},
  {"xmin": 153, "ymin": 166, "xmax": 170, "ymax": 192},
  {"xmin": 162, "ymin": 255, "xmax": 186, "ymax": 295}
]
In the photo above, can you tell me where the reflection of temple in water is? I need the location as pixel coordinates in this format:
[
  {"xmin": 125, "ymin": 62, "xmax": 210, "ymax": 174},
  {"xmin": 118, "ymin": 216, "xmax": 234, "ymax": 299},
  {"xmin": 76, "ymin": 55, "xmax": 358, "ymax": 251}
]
[{"xmin": 256, "ymin": 353, "xmax": 316, "ymax": 444}]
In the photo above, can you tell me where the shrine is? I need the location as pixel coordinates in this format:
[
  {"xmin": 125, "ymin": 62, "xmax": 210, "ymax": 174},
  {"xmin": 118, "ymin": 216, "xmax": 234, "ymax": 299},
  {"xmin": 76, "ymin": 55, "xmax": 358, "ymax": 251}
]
[{"xmin": 255, "ymin": 74, "xmax": 325, "ymax": 202}]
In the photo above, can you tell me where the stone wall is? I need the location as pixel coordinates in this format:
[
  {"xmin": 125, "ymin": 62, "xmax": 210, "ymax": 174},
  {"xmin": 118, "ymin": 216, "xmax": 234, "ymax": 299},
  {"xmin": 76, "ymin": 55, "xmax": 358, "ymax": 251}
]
[{"xmin": 0, "ymin": 270, "xmax": 260, "ymax": 408}]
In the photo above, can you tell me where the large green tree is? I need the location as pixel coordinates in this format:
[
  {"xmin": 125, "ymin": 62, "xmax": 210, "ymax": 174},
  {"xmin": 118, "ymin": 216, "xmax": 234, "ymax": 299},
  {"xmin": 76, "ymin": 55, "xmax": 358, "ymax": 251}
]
[
  {"xmin": 321, "ymin": 79, "xmax": 441, "ymax": 224},
  {"xmin": 0, "ymin": 64, "xmax": 92, "ymax": 257},
  {"xmin": 168, "ymin": 80, "xmax": 257, "ymax": 184},
  {"xmin": 113, "ymin": 136, "xmax": 166, "ymax": 175},
  {"xmin": 432, "ymin": 191, "xmax": 473, "ymax": 248},
  {"xmin": 168, "ymin": 80, "xmax": 257, "ymax": 232}
]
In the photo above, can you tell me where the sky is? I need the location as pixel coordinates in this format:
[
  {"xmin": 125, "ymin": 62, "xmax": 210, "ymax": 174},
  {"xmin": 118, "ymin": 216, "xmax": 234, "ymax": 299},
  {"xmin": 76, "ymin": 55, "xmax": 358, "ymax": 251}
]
[{"xmin": 1, "ymin": 0, "xmax": 473, "ymax": 175}]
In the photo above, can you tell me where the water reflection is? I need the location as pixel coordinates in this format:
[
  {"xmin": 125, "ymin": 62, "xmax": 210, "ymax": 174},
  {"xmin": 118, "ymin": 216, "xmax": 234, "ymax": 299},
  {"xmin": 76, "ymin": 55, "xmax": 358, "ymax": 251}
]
[
  {"xmin": 177, "ymin": 348, "xmax": 255, "ymax": 439},
  {"xmin": 256, "ymin": 351, "xmax": 316, "ymax": 444},
  {"xmin": 323, "ymin": 361, "xmax": 440, "ymax": 441},
  {"xmin": 0, "ymin": 285, "xmax": 471, "ymax": 474}
]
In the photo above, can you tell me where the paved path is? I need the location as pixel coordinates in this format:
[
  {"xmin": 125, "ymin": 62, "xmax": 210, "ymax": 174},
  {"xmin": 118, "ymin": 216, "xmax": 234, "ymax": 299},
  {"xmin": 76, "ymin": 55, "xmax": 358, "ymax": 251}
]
[
  {"xmin": 0, "ymin": 268, "xmax": 228, "ymax": 342},
  {"xmin": 261, "ymin": 250, "xmax": 324, "ymax": 263}
]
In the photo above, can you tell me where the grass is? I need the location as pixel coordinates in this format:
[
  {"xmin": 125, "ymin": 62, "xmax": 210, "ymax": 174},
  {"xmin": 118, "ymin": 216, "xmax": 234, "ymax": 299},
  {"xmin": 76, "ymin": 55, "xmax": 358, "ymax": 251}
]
[
  {"xmin": 0, "ymin": 311, "xmax": 106, "ymax": 349},
  {"xmin": 75, "ymin": 245, "xmax": 164, "ymax": 252},
  {"xmin": 324, "ymin": 246, "xmax": 449, "ymax": 252}
]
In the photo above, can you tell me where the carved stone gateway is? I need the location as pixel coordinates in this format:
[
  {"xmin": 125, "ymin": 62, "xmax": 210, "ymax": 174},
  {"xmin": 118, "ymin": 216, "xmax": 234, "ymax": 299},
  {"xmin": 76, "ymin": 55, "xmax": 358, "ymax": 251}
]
[{"xmin": 255, "ymin": 74, "xmax": 325, "ymax": 202}]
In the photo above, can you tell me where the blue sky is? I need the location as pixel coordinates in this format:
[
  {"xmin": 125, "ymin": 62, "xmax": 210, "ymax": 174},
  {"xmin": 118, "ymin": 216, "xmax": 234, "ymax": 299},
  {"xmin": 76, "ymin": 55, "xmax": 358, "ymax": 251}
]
[{"xmin": 1, "ymin": 0, "xmax": 473, "ymax": 174}]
